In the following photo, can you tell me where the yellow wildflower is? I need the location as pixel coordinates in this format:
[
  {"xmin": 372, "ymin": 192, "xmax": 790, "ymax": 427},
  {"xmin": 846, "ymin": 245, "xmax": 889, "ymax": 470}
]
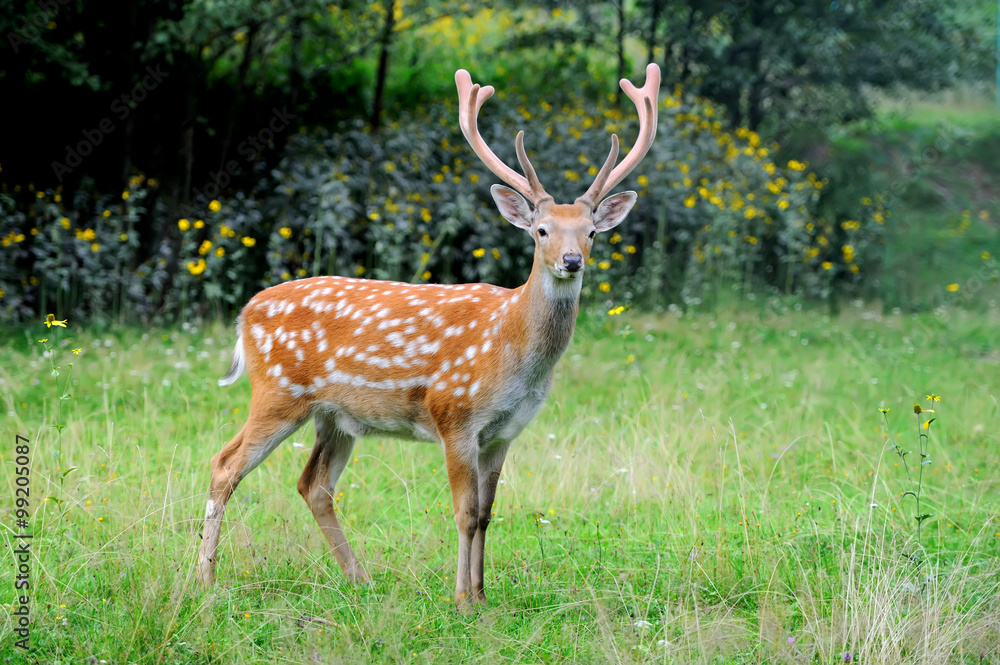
[
  {"xmin": 178, "ymin": 218, "xmax": 190, "ymax": 231},
  {"xmin": 44, "ymin": 314, "xmax": 68, "ymax": 328},
  {"xmin": 215, "ymin": 247, "xmax": 225, "ymax": 258},
  {"xmin": 279, "ymin": 227, "xmax": 292, "ymax": 239},
  {"xmin": 598, "ymin": 260, "xmax": 611, "ymax": 270},
  {"xmin": 599, "ymin": 282, "xmax": 610, "ymax": 293},
  {"xmin": 473, "ymin": 248, "xmax": 486, "ymax": 258},
  {"xmin": 354, "ymin": 265, "xmax": 366, "ymax": 276},
  {"xmin": 946, "ymin": 283, "xmax": 959, "ymax": 292},
  {"xmin": 60, "ymin": 217, "xmax": 70, "ymax": 229},
  {"xmin": 492, "ymin": 248, "xmax": 500, "ymax": 260},
  {"xmin": 822, "ymin": 261, "xmax": 833, "ymax": 270},
  {"xmin": 242, "ymin": 237, "xmax": 256, "ymax": 247},
  {"xmin": 209, "ymin": 200, "xmax": 221, "ymax": 213},
  {"xmin": 91, "ymin": 243, "xmax": 100, "ymax": 252},
  {"xmin": 194, "ymin": 219, "xmax": 205, "ymax": 229},
  {"xmin": 187, "ymin": 259, "xmax": 207, "ymax": 276}
]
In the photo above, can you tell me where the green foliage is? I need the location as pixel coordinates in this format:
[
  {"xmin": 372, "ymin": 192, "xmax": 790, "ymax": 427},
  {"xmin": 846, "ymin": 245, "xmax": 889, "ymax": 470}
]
[{"xmin": 1, "ymin": 84, "xmax": 893, "ymax": 322}]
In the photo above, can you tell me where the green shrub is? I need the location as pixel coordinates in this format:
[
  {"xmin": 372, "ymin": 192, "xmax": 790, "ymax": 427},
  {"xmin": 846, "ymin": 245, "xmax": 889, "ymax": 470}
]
[{"xmin": 1, "ymin": 87, "xmax": 887, "ymax": 323}]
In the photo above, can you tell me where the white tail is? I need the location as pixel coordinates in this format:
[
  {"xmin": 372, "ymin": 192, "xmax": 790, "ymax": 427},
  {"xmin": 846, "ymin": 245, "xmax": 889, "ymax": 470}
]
[{"xmin": 196, "ymin": 64, "xmax": 660, "ymax": 610}]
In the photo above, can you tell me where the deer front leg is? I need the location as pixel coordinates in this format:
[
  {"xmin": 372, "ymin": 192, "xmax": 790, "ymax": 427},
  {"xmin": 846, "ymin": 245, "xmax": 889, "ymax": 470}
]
[
  {"xmin": 470, "ymin": 442, "xmax": 511, "ymax": 605},
  {"xmin": 443, "ymin": 444, "xmax": 479, "ymax": 611}
]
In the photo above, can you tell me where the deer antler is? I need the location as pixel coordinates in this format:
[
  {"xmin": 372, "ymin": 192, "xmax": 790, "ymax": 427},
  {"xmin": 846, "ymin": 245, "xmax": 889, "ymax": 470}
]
[
  {"xmin": 577, "ymin": 63, "xmax": 661, "ymax": 208},
  {"xmin": 455, "ymin": 69, "xmax": 550, "ymax": 206}
]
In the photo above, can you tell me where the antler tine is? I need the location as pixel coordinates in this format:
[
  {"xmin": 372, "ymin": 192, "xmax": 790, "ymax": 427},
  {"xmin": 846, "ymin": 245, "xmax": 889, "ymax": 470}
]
[
  {"xmin": 455, "ymin": 69, "xmax": 544, "ymax": 205},
  {"xmin": 594, "ymin": 63, "xmax": 661, "ymax": 201},
  {"xmin": 575, "ymin": 134, "xmax": 620, "ymax": 208},
  {"xmin": 515, "ymin": 131, "xmax": 550, "ymax": 204}
]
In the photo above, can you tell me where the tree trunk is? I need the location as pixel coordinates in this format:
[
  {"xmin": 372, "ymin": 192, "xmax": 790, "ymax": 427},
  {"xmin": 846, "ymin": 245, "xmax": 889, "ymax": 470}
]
[
  {"xmin": 371, "ymin": 0, "xmax": 396, "ymax": 132},
  {"xmin": 616, "ymin": 0, "xmax": 625, "ymax": 105},
  {"xmin": 647, "ymin": 0, "xmax": 662, "ymax": 66},
  {"xmin": 218, "ymin": 24, "xmax": 258, "ymax": 174}
]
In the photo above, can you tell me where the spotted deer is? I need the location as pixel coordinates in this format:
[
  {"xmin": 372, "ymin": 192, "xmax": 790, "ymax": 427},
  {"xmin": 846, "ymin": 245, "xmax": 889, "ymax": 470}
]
[{"xmin": 196, "ymin": 64, "xmax": 660, "ymax": 608}]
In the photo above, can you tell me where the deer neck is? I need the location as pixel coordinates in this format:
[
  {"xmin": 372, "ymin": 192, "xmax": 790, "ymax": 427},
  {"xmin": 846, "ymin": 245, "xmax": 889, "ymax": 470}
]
[{"xmin": 508, "ymin": 258, "xmax": 582, "ymax": 371}]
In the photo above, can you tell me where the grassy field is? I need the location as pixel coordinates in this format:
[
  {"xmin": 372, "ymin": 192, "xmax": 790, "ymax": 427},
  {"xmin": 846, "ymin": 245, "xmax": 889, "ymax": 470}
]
[{"xmin": 2, "ymin": 304, "xmax": 999, "ymax": 663}]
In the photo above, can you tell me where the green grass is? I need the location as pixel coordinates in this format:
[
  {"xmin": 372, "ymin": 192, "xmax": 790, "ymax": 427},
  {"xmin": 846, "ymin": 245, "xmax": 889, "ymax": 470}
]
[
  {"xmin": 821, "ymin": 94, "xmax": 1000, "ymax": 311},
  {"xmin": 2, "ymin": 305, "xmax": 999, "ymax": 663}
]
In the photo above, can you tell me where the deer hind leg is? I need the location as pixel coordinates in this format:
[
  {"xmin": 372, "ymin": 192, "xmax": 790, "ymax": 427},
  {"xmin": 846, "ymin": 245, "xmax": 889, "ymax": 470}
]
[
  {"xmin": 443, "ymin": 440, "xmax": 480, "ymax": 611},
  {"xmin": 297, "ymin": 412, "xmax": 369, "ymax": 583},
  {"xmin": 470, "ymin": 442, "xmax": 511, "ymax": 606},
  {"xmin": 196, "ymin": 401, "xmax": 308, "ymax": 586}
]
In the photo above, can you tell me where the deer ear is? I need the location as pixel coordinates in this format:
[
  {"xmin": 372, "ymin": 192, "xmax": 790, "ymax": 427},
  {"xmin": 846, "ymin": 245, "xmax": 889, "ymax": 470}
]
[
  {"xmin": 594, "ymin": 191, "xmax": 637, "ymax": 232},
  {"xmin": 491, "ymin": 184, "xmax": 533, "ymax": 231}
]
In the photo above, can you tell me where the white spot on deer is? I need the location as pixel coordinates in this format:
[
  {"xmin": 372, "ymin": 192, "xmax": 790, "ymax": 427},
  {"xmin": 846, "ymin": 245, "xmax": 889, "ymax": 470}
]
[
  {"xmin": 261, "ymin": 335, "xmax": 273, "ymax": 360},
  {"xmin": 435, "ymin": 381, "xmax": 447, "ymax": 391},
  {"xmin": 295, "ymin": 348, "xmax": 305, "ymax": 362},
  {"xmin": 469, "ymin": 379, "xmax": 481, "ymax": 397},
  {"xmin": 511, "ymin": 294, "xmax": 520, "ymax": 304},
  {"xmin": 301, "ymin": 329, "xmax": 312, "ymax": 342},
  {"xmin": 278, "ymin": 376, "xmax": 290, "ymax": 387},
  {"xmin": 367, "ymin": 356, "xmax": 392, "ymax": 369},
  {"xmin": 268, "ymin": 364, "xmax": 283, "ymax": 377},
  {"xmin": 250, "ymin": 324, "xmax": 265, "ymax": 340},
  {"xmin": 289, "ymin": 383, "xmax": 305, "ymax": 397},
  {"xmin": 465, "ymin": 346, "xmax": 477, "ymax": 359},
  {"xmin": 387, "ymin": 332, "xmax": 406, "ymax": 347},
  {"xmin": 481, "ymin": 339, "xmax": 492, "ymax": 353},
  {"xmin": 452, "ymin": 387, "xmax": 466, "ymax": 397},
  {"xmin": 356, "ymin": 352, "xmax": 368, "ymax": 361},
  {"xmin": 439, "ymin": 359, "xmax": 452, "ymax": 373},
  {"xmin": 317, "ymin": 338, "xmax": 327, "ymax": 353},
  {"xmin": 285, "ymin": 302, "xmax": 296, "ymax": 315},
  {"xmin": 287, "ymin": 339, "xmax": 297, "ymax": 350},
  {"xmin": 468, "ymin": 320, "xmax": 477, "ymax": 329},
  {"xmin": 404, "ymin": 325, "xmax": 417, "ymax": 335}
]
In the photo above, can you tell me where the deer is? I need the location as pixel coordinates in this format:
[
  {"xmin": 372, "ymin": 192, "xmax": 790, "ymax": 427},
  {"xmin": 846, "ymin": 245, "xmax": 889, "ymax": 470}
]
[{"xmin": 195, "ymin": 63, "xmax": 660, "ymax": 609}]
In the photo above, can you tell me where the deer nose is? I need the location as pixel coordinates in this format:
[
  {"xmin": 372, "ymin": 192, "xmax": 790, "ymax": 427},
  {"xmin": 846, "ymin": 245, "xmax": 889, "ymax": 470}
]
[{"xmin": 562, "ymin": 253, "xmax": 583, "ymax": 273}]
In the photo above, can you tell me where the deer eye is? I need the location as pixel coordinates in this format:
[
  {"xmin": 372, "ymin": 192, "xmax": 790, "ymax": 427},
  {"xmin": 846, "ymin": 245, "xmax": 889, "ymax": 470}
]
[
  {"xmin": 537, "ymin": 227, "xmax": 548, "ymax": 237},
  {"xmin": 588, "ymin": 229, "xmax": 597, "ymax": 239}
]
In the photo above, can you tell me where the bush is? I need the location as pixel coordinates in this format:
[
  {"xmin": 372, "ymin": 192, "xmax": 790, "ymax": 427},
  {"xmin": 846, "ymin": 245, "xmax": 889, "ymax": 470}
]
[{"xmin": 0, "ymin": 85, "xmax": 888, "ymax": 323}]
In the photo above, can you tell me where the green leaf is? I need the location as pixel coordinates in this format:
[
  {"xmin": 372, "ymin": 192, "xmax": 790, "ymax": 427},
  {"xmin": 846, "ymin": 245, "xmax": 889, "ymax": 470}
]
[
  {"xmin": 915, "ymin": 513, "xmax": 934, "ymax": 523},
  {"xmin": 901, "ymin": 490, "xmax": 917, "ymax": 498},
  {"xmin": 62, "ymin": 466, "xmax": 77, "ymax": 478}
]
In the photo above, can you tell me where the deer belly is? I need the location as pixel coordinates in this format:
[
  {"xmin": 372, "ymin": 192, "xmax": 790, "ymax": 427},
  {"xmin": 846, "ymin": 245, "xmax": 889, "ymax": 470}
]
[{"xmin": 316, "ymin": 403, "xmax": 438, "ymax": 443}]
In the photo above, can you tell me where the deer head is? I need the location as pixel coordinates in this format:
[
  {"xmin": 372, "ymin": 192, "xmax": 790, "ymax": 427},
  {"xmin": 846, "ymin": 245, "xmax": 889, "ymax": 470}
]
[{"xmin": 455, "ymin": 64, "xmax": 660, "ymax": 295}]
